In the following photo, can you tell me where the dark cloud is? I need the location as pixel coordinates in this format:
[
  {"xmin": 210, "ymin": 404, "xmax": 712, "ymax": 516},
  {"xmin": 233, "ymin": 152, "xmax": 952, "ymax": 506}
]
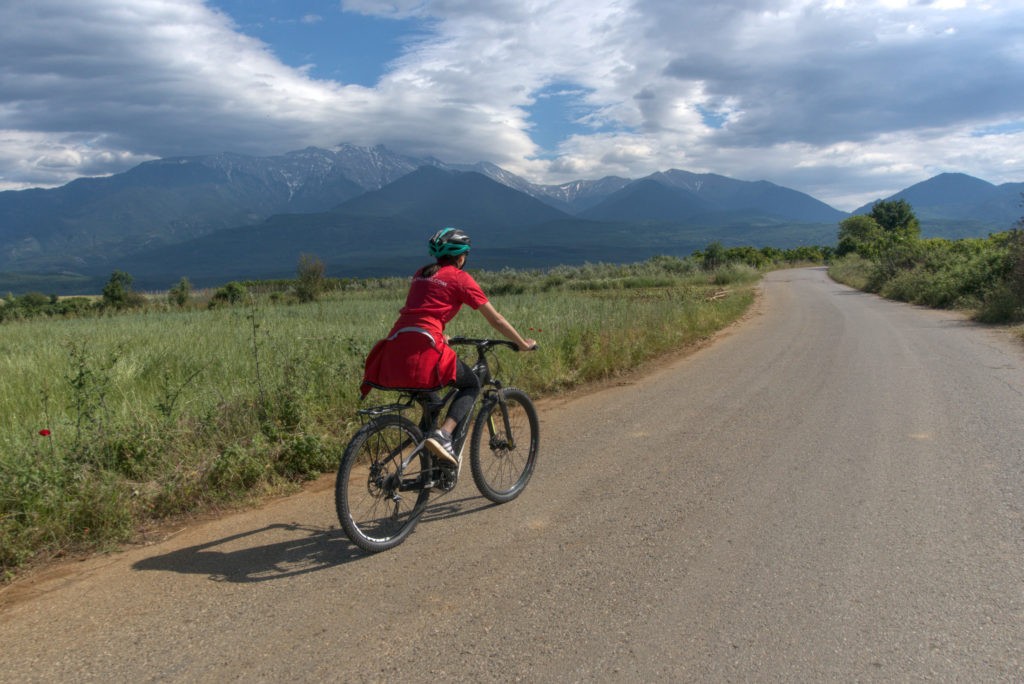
[{"xmin": 660, "ymin": 5, "xmax": 1024, "ymax": 148}]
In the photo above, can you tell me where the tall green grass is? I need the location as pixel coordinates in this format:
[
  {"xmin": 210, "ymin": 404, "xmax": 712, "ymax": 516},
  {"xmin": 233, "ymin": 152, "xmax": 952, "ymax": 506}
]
[{"xmin": 1, "ymin": 257, "xmax": 757, "ymax": 577}]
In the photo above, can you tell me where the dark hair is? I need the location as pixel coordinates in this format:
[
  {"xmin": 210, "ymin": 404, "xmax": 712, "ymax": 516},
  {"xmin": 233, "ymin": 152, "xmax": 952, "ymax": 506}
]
[{"xmin": 419, "ymin": 255, "xmax": 461, "ymax": 278}]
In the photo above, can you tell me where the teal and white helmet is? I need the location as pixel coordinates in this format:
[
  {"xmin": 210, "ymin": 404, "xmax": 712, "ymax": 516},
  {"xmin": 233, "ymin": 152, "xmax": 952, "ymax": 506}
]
[{"xmin": 428, "ymin": 227, "xmax": 472, "ymax": 258}]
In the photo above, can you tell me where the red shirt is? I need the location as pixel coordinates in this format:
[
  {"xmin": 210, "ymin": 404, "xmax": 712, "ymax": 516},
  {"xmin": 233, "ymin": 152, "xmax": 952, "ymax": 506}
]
[
  {"xmin": 361, "ymin": 265, "xmax": 489, "ymax": 395},
  {"xmin": 391, "ymin": 264, "xmax": 489, "ymax": 341}
]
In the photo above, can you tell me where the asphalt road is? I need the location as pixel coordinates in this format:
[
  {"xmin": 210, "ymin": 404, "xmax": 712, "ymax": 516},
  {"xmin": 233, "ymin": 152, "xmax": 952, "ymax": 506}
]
[{"xmin": 2, "ymin": 267, "xmax": 1022, "ymax": 681}]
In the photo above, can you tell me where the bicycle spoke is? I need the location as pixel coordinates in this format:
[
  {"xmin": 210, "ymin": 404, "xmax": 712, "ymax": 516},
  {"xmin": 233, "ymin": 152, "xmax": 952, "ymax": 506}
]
[
  {"xmin": 470, "ymin": 388, "xmax": 539, "ymax": 503},
  {"xmin": 336, "ymin": 415, "xmax": 429, "ymax": 551}
]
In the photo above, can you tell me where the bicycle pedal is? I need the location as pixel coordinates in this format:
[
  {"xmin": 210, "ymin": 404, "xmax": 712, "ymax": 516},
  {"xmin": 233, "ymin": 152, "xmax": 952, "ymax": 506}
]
[{"xmin": 436, "ymin": 466, "xmax": 458, "ymax": 492}]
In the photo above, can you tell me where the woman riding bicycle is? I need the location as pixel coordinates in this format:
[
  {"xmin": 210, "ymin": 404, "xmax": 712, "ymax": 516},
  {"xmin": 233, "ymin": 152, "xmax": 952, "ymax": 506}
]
[{"xmin": 361, "ymin": 227, "xmax": 537, "ymax": 466}]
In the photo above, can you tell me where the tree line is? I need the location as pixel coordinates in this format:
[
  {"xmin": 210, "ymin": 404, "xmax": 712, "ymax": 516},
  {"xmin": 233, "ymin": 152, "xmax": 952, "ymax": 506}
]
[
  {"xmin": 0, "ymin": 254, "xmax": 330, "ymax": 322},
  {"xmin": 832, "ymin": 198, "xmax": 1024, "ymax": 322}
]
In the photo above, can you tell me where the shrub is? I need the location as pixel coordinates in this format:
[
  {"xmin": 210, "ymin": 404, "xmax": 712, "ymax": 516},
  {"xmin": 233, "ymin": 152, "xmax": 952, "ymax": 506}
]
[
  {"xmin": 646, "ymin": 254, "xmax": 696, "ymax": 274},
  {"xmin": 712, "ymin": 263, "xmax": 760, "ymax": 285},
  {"xmin": 64, "ymin": 470, "xmax": 135, "ymax": 545},
  {"xmin": 724, "ymin": 246, "xmax": 771, "ymax": 269},
  {"xmin": 976, "ymin": 284, "xmax": 1023, "ymax": 323},
  {"xmin": 295, "ymin": 254, "xmax": 325, "ymax": 303},
  {"xmin": 700, "ymin": 241, "xmax": 727, "ymax": 270},
  {"xmin": 783, "ymin": 245, "xmax": 827, "ymax": 263},
  {"xmin": 53, "ymin": 297, "xmax": 95, "ymax": 317},
  {"xmin": 1005, "ymin": 229, "xmax": 1024, "ymax": 303},
  {"xmin": 274, "ymin": 434, "xmax": 334, "ymax": 481},
  {"xmin": 102, "ymin": 271, "xmax": 144, "ymax": 309},
  {"xmin": 828, "ymin": 254, "xmax": 872, "ymax": 290},
  {"xmin": 168, "ymin": 277, "xmax": 192, "ymax": 307},
  {"xmin": 210, "ymin": 281, "xmax": 247, "ymax": 306},
  {"xmin": 206, "ymin": 445, "xmax": 266, "ymax": 492}
]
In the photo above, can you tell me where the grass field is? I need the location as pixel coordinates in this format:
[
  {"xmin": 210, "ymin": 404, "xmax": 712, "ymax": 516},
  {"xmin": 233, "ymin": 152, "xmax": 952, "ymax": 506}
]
[{"xmin": 1, "ymin": 257, "xmax": 760, "ymax": 577}]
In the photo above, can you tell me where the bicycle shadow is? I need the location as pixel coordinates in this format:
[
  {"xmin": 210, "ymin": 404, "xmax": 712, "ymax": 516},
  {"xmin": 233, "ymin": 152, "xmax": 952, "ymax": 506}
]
[
  {"xmin": 420, "ymin": 493, "xmax": 499, "ymax": 523},
  {"xmin": 132, "ymin": 496, "xmax": 497, "ymax": 582},
  {"xmin": 132, "ymin": 523, "xmax": 358, "ymax": 582}
]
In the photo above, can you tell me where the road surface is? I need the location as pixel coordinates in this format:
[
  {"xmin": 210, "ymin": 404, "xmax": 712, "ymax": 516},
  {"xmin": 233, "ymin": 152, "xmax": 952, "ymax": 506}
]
[{"xmin": 2, "ymin": 267, "xmax": 1022, "ymax": 681}]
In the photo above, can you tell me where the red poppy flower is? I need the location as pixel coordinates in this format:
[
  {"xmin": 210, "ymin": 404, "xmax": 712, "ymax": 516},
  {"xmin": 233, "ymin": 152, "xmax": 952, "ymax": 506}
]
[{"xmin": 39, "ymin": 429, "xmax": 51, "ymax": 437}]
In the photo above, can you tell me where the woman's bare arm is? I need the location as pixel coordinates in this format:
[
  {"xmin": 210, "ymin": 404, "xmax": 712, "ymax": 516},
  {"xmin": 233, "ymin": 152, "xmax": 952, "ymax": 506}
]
[{"xmin": 477, "ymin": 302, "xmax": 537, "ymax": 350}]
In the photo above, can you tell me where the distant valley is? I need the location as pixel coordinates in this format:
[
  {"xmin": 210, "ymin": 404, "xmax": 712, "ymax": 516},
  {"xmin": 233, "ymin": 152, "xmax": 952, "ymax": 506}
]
[{"xmin": 0, "ymin": 144, "xmax": 1020, "ymax": 293}]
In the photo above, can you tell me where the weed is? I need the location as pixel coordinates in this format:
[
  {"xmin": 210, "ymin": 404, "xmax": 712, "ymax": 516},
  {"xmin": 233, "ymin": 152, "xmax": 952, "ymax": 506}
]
[
  {"xmin": 206, "ymin": 444, "xmax": 268, "ymax": 493},
  {"xmin": 275, "ymin": 434, "xmax": 335, "ymax": 481}
]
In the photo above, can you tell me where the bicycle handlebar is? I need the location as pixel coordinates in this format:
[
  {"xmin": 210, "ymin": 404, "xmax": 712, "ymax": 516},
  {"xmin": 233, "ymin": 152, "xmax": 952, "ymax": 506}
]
[{"xmin": 448, "ymin": 336, "xmax": 539, "ymax": 352}]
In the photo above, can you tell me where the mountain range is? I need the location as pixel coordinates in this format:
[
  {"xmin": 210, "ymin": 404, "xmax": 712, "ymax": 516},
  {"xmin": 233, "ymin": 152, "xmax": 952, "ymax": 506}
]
[{"xmin": 0, "ymin": 144, "xmax": 1020, "ymax": 292}]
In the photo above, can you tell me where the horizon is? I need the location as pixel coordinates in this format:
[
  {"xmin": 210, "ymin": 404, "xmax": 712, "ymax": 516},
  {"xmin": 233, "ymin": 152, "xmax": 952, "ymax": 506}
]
[{"xmin": 4, "ymin": 142, "xmax": 1019, "ymax": 214}]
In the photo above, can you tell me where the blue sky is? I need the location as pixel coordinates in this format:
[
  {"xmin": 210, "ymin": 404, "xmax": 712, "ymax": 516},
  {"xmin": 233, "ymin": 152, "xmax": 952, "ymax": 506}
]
[
  {"xmin": 1, "ymin": 0, "xmax": 1022, "ymax": 210},
  {"xmin": 204, "ymin": 1, "xmax": 420, "ymax": 87}
]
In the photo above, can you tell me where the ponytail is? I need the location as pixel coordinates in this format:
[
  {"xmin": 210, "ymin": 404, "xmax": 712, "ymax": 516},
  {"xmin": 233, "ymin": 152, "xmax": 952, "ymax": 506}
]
[{"xmin": 419, "ymin": 255, "xmax": 459, "ymax": 278}]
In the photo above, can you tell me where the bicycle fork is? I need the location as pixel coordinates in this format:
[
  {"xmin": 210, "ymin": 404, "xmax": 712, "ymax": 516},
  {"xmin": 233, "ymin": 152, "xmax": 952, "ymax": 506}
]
[{"xmin": 487, "ymin": 392, "xmax": 516, "ymax": 452}]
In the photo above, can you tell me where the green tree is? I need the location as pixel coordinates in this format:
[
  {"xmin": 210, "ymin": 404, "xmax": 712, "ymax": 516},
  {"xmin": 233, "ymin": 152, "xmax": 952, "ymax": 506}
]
[
  {"xmin": 102, "ymin": 271, "xmax": 140, "ymax": 309},
  {"xmin": 864, "ymin": 200, "xmax": 923, "ymax": 283},
  {"xmin": 870, "ymin": 199, "xmax": 920, "ymax": 241},
  {"xmin": 700, "ymin": 241, "xmax": 727, "ymax": 271},
  {"xmin": 295, "ymin": 253, "xmax": 325, "ymax": 303},
  {"xmin": 167, "ymin": 277, "xmax": 192, "ymax": 308},
  {"xmin": 724, "ymin": 245, "xmax": 769, "ymax": 268},
  {"xmin": 759, "ymin": 246, "xmax": 785, "ymax": 263},
  {"xmin": 837, "ymin": 214, "xmax": 884, "ymax": 257},
  {"xmin": 210, "ymin": 281, "xmax": 246, "ymax": 307}
]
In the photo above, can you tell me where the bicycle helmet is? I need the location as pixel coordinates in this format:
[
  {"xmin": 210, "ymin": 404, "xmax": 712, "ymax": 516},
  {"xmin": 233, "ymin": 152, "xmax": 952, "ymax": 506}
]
[{"xmin": 428, "ymin": 227, "xmax": 471, "ymax": 258}]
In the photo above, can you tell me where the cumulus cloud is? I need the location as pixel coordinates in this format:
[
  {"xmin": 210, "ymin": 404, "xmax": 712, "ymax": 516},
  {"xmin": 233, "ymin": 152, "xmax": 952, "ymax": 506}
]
[
  {"xmin": 0, "ymin": 0, "xmax": 1022, "ymax": 209},
  {"xmin": 0, "ymin": 1, "xmax": 364, "ymax": 181}
]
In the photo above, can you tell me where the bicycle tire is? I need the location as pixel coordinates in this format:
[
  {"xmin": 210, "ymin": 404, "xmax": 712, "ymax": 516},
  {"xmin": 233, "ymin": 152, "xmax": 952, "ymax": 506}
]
[
  {"xmin": 335, "ymin": 414, "xmax": 430, "ymax": 552},
  {"xmin": 469, "ymin": 387, "xmax": 539, "ymax": 503}
]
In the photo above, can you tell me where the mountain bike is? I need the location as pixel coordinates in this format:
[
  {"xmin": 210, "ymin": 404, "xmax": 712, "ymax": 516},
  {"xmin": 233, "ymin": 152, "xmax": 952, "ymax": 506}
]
[{"xmin": 335, "ymin": 337, "xmax": 540, "ymax": 553}]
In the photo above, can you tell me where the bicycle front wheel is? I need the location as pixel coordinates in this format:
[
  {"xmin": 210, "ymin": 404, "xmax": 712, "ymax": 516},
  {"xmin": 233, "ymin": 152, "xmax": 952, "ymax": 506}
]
[
  {"xmin": 335, "ymin": 414, "xmax": 429, "ymax": 552},
  {"xmin": 470, "ymin": 387, "xmax": 539, "ymax": 503}
]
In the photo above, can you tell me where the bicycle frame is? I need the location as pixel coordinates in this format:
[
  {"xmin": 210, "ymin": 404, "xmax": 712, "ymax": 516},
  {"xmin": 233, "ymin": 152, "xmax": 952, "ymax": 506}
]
[
  {"xmin": 337, "ymin": 337, "xmax": 539, "ymax": 551},
  {"xmin": 355, "ymin": 337, "xmax": 518, "ymax": 490}
]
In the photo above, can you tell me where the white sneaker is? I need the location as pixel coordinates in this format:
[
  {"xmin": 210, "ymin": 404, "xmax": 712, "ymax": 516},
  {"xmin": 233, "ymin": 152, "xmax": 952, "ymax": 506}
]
[{"xmin": 424, "ymin": 429, "xmax": 458, "ymax": 467}]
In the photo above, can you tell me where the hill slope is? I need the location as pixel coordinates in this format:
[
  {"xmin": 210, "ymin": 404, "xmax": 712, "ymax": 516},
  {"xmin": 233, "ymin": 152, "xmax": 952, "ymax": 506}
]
[
  {"xmin": 105, "ymin": 166, "xmax": 837, "ymax": 289},
  {"xmin": 853, "ymin": 173, "xmax": 1023, "ymax": 235},
  {"xmin": 0, "ymin": 146, "xmax": 437, "ymax": 272},
  {"xmin": 334, "ymin": 166, "xmax": 571, "ymax": 227},
  {"xmin": 2, "ymin": 144, "xmax": 1020, "ymax": 293},
  {"xmin": 581, "ymin": 170, "xmax": 846, "ymax": 225}
]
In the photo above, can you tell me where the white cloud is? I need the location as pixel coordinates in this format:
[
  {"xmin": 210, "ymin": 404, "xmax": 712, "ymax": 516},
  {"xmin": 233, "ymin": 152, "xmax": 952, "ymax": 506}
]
[{"xmin": 0, "ymin": 0, "xmax": 1021, "ymax": 211}]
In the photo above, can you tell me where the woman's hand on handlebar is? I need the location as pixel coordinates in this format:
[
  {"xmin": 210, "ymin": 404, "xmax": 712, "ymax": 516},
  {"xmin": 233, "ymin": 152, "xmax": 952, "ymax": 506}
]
[{"xmin": 518, "ymin": 338, "xmax": 538, "ymax": 351}]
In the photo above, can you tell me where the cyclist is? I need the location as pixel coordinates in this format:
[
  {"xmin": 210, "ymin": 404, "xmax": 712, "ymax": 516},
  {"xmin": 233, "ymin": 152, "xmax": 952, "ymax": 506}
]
[{"xmin": 360, "ymin": 227, "xmax": 537, "ymax": 466}]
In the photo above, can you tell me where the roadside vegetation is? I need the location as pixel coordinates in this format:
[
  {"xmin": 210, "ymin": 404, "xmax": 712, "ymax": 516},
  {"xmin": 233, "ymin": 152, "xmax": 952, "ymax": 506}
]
[
  {"xmin": 828, "ymin": 199, "xmax": 1024, "ymax": 334},
  {"xmin": 2, "ymin": 251, "xmax": 832, "ymax": 579},
  {"xmin": 11, "ymin": 215, "xmax": 1017, "ymax": 580}
]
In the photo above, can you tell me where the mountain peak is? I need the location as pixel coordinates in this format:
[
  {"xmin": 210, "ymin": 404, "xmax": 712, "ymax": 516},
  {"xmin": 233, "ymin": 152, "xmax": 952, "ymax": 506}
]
[
  {"xmin": 335, "ymin": 165, "xmax": 569, "ymax": 228},
  {"xmin": 853, "ymin": 172, "xmax": 999, "ymax": 217},
  {"xmin": 3, "ymin": 142, "xmax": 1021, "ymax": 291}
]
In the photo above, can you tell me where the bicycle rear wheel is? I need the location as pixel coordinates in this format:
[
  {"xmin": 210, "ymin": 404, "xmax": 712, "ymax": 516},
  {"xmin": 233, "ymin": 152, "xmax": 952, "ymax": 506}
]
[
  {"xmin": 336, "ymin": 414, "xmax": 429, "ymax": 552},
  {"xmin": 469, "ymin": 387, "xmax": 539, "ymax": 503}
]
